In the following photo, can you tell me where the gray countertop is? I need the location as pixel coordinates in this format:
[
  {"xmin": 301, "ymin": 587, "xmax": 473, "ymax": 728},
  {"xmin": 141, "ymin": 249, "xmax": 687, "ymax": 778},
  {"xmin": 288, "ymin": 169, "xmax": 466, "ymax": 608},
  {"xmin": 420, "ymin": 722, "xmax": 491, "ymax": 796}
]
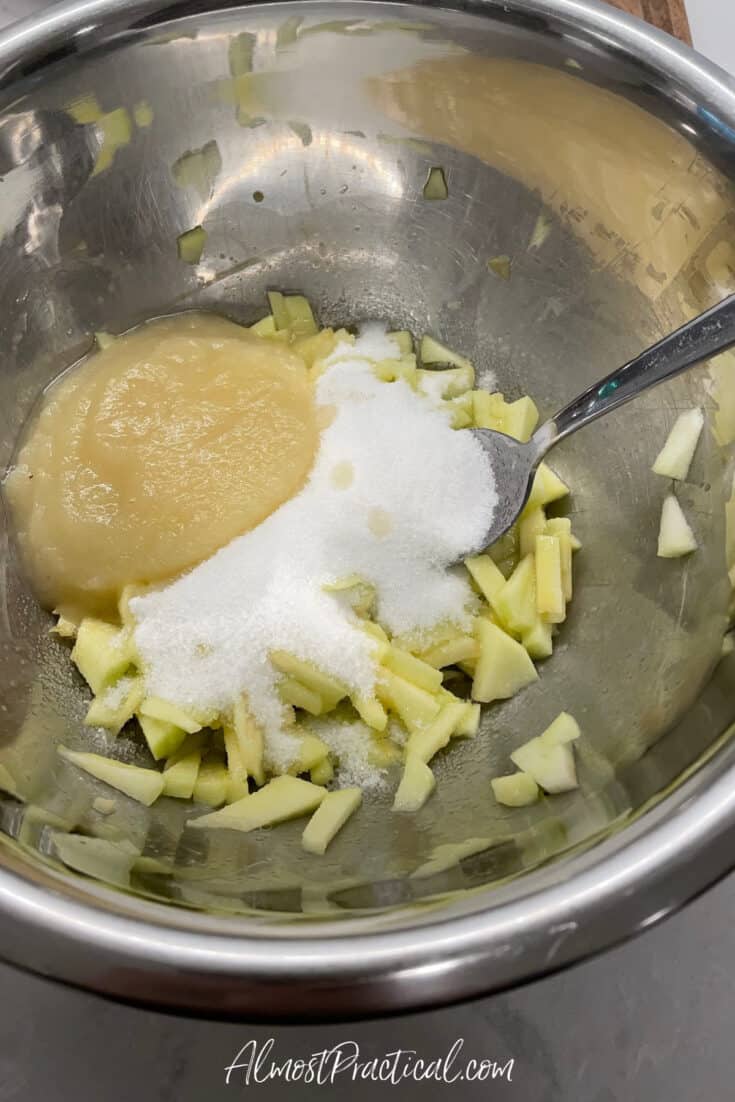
[
  {"xmin": 1, "ymin": 1, "xmax": 733, "ymax": 1098},
  {"xmin": 3, "ymin": 871, "xmax": 735, "ymax": 1100}
]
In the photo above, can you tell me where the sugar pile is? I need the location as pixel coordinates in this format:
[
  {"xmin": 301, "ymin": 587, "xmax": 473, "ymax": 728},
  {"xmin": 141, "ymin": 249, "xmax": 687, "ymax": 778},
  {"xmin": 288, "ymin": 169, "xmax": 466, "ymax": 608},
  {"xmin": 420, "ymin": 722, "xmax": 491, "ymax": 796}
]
[{"xmin": 130, "ymin": 327, "xmax": 497, "ymax": 770}]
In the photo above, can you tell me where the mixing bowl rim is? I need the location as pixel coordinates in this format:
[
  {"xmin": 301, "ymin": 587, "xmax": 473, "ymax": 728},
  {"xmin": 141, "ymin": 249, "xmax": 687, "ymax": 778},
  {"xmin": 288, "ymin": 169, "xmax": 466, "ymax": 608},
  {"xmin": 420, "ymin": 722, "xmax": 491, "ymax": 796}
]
[{"xmin": 0, "ymin": 0, "xmax": 735, "ymax": 1018}]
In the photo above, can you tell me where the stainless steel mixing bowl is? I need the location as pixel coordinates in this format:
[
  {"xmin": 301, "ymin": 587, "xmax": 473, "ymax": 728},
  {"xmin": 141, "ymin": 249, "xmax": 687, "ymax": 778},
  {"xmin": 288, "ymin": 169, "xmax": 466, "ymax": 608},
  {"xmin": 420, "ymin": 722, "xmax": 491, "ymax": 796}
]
[{"xmin": 0, "ymin": 0, "xmax": 735, "ymax": 1019}]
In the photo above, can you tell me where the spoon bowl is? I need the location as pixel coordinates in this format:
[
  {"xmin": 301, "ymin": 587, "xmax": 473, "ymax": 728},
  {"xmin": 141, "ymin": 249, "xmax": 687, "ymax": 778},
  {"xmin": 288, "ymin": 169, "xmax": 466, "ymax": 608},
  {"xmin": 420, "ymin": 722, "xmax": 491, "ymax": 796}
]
[{"xmin": 471, "ymin": 292, "xmax": 735, "ymax": 553}]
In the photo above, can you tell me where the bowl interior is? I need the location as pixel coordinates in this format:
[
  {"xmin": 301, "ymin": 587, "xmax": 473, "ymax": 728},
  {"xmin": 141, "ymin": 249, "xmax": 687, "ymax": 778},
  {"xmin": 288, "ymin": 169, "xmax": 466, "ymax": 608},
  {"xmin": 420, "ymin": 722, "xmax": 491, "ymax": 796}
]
[{"xmin": 0, "ymin": 0, "xmax": 734, "ymax": 925}]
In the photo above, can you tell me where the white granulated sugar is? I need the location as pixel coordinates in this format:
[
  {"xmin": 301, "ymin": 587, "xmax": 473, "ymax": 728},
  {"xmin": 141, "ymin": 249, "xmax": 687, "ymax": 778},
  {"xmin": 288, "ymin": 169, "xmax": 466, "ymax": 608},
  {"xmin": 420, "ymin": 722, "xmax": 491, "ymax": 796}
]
[
  {"xmin": 99, "ymin": 676, "xmax": 135, "ymax": 711},
  {"xmin": 131, "ymin": 326, "xmax": 497, "ymax": 771},
  {"xmin": 312, "ymin": 717, "xmax": 388, "ymax": 792}
]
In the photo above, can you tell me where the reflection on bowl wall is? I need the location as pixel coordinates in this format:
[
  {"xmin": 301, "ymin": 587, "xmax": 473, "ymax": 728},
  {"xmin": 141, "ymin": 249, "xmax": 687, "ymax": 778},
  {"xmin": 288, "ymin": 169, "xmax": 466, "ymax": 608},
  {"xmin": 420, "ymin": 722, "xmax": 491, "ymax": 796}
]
[{"xmin": 0, "ymin": 0, "xmax": 734, "ymax": 1019}]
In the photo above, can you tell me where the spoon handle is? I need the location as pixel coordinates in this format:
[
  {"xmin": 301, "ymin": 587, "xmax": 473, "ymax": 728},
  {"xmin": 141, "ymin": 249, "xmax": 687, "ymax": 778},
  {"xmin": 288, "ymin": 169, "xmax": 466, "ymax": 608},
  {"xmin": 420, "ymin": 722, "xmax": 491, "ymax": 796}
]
[{"xmin": 534, "ymin": 291, "xmax": 735, "ymax": 451}]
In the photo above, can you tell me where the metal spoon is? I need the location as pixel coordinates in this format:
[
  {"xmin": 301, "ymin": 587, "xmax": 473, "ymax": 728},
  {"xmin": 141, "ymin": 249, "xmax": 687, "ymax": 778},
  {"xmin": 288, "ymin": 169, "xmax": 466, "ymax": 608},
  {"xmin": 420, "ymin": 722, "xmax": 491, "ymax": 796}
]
[{"xmin": 472, "ymin": 292, "xmax": 735, "ymax": 548}]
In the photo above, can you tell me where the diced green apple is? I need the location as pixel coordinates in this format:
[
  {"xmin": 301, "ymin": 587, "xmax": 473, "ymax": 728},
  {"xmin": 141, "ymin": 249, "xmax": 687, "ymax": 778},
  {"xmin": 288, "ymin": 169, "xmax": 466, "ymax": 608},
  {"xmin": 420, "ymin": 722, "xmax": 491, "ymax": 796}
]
[
  {"xmin": 71, "ymin": 619, "xmax": 133, "ymax": 694},
  {"xmin": 535, "ymin": 534, "xmax": 565, "ymax": 622},
  {"xmin": 383, "ymin": 646, "xmax": 443, "ymax": 693},
  {"xmin": 85, "ymin": 676, "xmax": 144, "ymax": 734},
  {"xmin": 510, "ymin": 737, "xmax": 577, "ymax": 793},
  {"xmin": 138, "ymin": 711, "xmax": 187, "ymax": 760},
  {"xmin": 491, "ymin": 772, "xmax": 539, "ymax": 807},
  {"xmin": 465, "ymin": 553, "xmax": 506, "ymax": 605},
  {"xmin": 652, "ymin": 408, "xmax": 704, "ymax": 480},
  {"xmin": 472, "ymin": 620, "xmax": 538, "ymax": 703},
  {"xmin": 392, "ymin": 755, "xmax": 436, "ymax": 812},
  {"xmin": 162, "ymin": 746, "xmax": 202, "ymax": 799},
  {"xmin": 521, "ymin": 619, "xmax": 554, "ymax": 660},
  {"xmin": 540, "ymin": 711, "xmax": 581, "ymax": 746},
  {"xmin": 377, "ymin": 669, "xmax": 441, "ymax": 732},
  {"xmin": 526, "ymin": 463, "xmax": 569, "ymax": 509},
  {"xmin": 188, "ymin": 775, "xmax": 326, "ymax": 831},
  {"xmin": 406, "ymin": 701, "xmax": 468, "ymax": 763},
  {"xmin": 502, "ymin": 396, "xmax": 539, "ymax": 442},
  {"xmin": 139, "ymin": 696, "xmax": 205, "ymax": 735},
  {"xmin": 657, "ymin": 494, "xmax": 697, "ymax": 557},
  {"xmin": 301, "ymin": 787, "xmax": 362, "ymax": 854},
  {"xmin": 192, "ymin": 757, "xmax": 229, "ymax": 808},
  {"xmin": 59, "ymin": 746, "xmax": 163, "ymax": 806},
  {"xmin": 420, "ymin": 335, "xmax": 473, "ymax": 371},
  {"xmin": 493, "ymin": 555, "xmax": 538, "ymax": 636}
]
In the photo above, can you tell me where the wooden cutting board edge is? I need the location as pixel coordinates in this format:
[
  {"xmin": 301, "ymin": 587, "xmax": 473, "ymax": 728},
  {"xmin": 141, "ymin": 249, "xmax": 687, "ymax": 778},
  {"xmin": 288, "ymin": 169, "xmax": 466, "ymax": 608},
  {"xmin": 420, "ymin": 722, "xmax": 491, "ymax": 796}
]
[{"xmin": 608, "ymin": 0, "xmax": 691, "ymax": 45}]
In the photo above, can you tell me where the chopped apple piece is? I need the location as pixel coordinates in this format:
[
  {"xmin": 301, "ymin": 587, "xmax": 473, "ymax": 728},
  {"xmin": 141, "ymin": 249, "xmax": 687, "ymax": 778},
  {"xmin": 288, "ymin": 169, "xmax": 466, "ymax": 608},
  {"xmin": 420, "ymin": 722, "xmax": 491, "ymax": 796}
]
[
  {"xmin": 527, "ymin": 463, "xmax": 569, "ymax": 509},
  {"xmin": 422, "ymin": 634, "xmax": 478, "ymax": 668},
  {"xmin": 388, "ymin": 330, "xmax": 414, "ymax": 355},
  {"xmin": 224, "ymin": 726, "xmax": 249, "ymax": 802},
  {"xmin": 521, "ymin": 619, "xmax": 554, "ymax": 660},
  {"xmin": 657, "ymin": 494, "xmax": 697, "ymax": 557},
  {"xmin": 188, "ymin": 775, "xmax": 326, "ymax": 832},
  {"xmin": 278, "ymin": 676, "xmax": 323, "ymax": 716},
  {"xmin": 53, "ymin": 834, "xmax": 137, "ymax": 887},
  {"xmin": 310, "ymin": 756, "xmax": 334, "ymax": 785},
  {"xmin": 465, "ymin": 554, "xmax": 506, "ymax": 605},
  {"xmin": 323, "ymin": 574, "xmax": 376, "ymax": 618},
  {"xmin": 494, "ymin": 555, "xmax": 538, "ymax": 636},
  {"xmin": 270, "ymin": 652, "xmax": 347, "ymax": 708},
  {"xmin": 502, "ymin": 396, "xmax": 539, "ymax": 442},
  {"xmin": 284, "ymin": 294, "xmax": 318, "ymax": 336},
  {"xmin": 192, "ymin": 757, "xmax": 229, "ymax": 807},
  {"xmin": 71, "ymin": 619, "xmax": 133, "ymax": 694},
  {"xmin": 420, "ymin": 335, "xmax": 472, "ymax": 371},
  {"xmin": 393, "ymin": 755, "xmax": 435, "ymax": 811},
  {"xmin": 250, "ymin": 313, "xmax": 276, "ymax": 336},
  {"xmin": 519, "ymin": 506, "xmax": 547, "ymax": 558},
  {"xmin": 383, "ymin": 646, "xmax": 443, "ymax": 693},
  {"xmin": 406, "ymin": 700, "xmax": 468, "ymax": 763},
  {"xmin": 491, "ymin": 772, "xmax": 539, "ymax": 806},
  {"xmin": 59, "ymin": 746, "xmax": 163, "ymax": 806},
  {"xmin": 267, "ymin": 290, "xmax": 290, "ymax": 330},
  {"xmin": 652, "ymin": 408, "xmax": 704, "ymax": 480},
  {"xmin": 455, "ymin": 702, "xmax": 481, "ymax": 737},
  {"xmin": 233, "ymin": 698, "xmax": 265, "ymax": 786},
  {"xmin": 138, "ymin": 711, "xmax": 187, "ymax": 760},
  {"xmin": 374, "ymin": 356, "xmax": 417, "ymax": 388},
  {"xmin": 510, "ymin": 737, "xmax": 577, "ymax": 793},
  {"xmin": 139, "ymin": 696, "xmax": 204, "ymax": 735},
  {"xmin": 540, "ymin": 711, "xmax": 581, "ymax": 745},
  {"xmin": 472, "ymin": 389, "xmax": 506, "ymax": 431},
  {"xmin": 85, "ymin": 676, "xmax": 144, "ymax": 734},
  {"xmin": 367, "ymin": 734, "xmax": 403, "ymax": 768},
  {"xmin": 292, "ymin": 327, "xmax": 341, "ymax": 368},
  {"xmin": 535, "ymin": 534, "xmax": 565, "ymax": 621},
  {"xmin": 377, "ymin": 669, "xmax": 441, "ymax": 732},
  {"xmin": 51, "ymin": 614, "xmax": 78, "ymax": 639},
  {"xmin": 352, "ymin": 693, "xmax": 388, "ymax": 732},
  {"xmin": 287, "ymin": 732, "xmax": 330, "ymax": 775},
  {"xmin": 162, "ymin": 740, "xmax": 202, "ymax": 799},
  {"xmin": 472, "ymin": 620, "xmax": 538, "ymax": 703},
  {"xmin": 177, "ymin": 225, "xmax": 206, "ymax": 264},
  {"xmin": 302, "ymin": 787, "xmax": 362, "ymax": 854},
  {"xmin": 416, "ymin": 364, "xmax": 475, "ymax": 398},
  {"xmin": 446, "ymin": 399, "xmax": 473, "ymax": 429},
  {"xmin": 545, "ymin": 517, "xmax": 573, "ymax": 601}
]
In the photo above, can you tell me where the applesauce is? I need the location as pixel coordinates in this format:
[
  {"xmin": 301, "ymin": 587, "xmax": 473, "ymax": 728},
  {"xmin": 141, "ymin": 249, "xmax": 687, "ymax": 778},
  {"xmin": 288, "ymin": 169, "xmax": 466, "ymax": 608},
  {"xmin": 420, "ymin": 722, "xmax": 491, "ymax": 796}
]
[{"xmin": 5, "ymin": 313, "xmax": 318, "ymax": 620}]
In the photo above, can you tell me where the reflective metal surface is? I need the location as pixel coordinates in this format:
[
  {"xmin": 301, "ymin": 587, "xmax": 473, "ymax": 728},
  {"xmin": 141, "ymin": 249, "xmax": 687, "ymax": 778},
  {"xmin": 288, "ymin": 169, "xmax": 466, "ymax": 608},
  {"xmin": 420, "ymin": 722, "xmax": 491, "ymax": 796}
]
[
  {"xmin": 0, "ymin": 0, "xmax": 734, "ymax": 1018},
  {"xmin": 476, "ymin": 290, "xmax": 735, "ymax": 548}
]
